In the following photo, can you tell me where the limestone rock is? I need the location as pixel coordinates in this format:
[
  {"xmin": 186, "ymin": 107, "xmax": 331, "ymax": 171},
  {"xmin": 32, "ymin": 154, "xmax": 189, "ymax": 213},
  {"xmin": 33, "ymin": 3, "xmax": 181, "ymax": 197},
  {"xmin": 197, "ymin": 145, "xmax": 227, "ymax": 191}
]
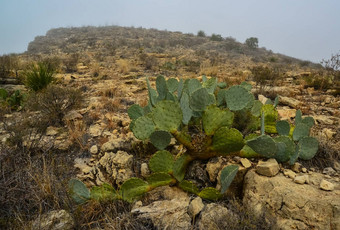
[
  {"xmin": 313, "ymin": 115, "xmax": 334, "ymax": 125},
  {"xmin": 280, "ymin": 96, "xmax": 302, "ymax": 108},
  {"xmin": 198, "ymin": 203, "xmax": 237, "ymax": 230},
  {"xmin": 206, "ymin": 157, "xmax": 223, "ymax": 182},
  {"xmin": 100, "ymin": 138, "xmax": 128, "ymax": 152},
  {"xmin": 323, "ymin": 167, "xmax": 336, "ymax": 176},
  {"xmin": 291, "ymin": 162, "xmax": 302, "ymax": 173},
  {"xmin": 240, "ymin": 158, "xmax": 252, "ymax": 168},
  {"xmin": 188, "ymin": 197, "xmax": 204, "ymax": 218},
  {"xmin": 32, "ymin": 210, "xmax": 74, "ymax": 230},
  {"xmin": 258, "ymin": 94, "xmax": 269, "ymax": 104},
  {"xmin": 277, "ymin": 108, "xmax": 297, "ymax": 120},
  {"xmin": 140, "ymin": 163, "xmax": 150, "ymax": 178},
  {"xmin": 131, "ymin": 198, "xmax": 191, "ymax": 230},
  {"xmin": 294, "ymin": 175, "xmax": 309, "ymax": 184},
  {"xmin": 243, "ymin": 170, "xmax": 340, "ymax": 230},
  {"xmin": 256, "ymin": 159, "xmax": 280, "ymax": 177},
  {"xmin": 322, "ymin": 128, "xmax": 336, "ymax": 139},
  {"xmin": 90, "ymin": 145, "xmax": 98, "ymax": 154},
  {"xmin": 283, "ymin": 169, "xmax": 296, "ymax": 179},
  {"xmin": 320, "ymin": 179, "xmax": 335, "ymax": 191},
  {"xmin": 89, "ymin": 124, "xmax": 102, "ymax": 137}
]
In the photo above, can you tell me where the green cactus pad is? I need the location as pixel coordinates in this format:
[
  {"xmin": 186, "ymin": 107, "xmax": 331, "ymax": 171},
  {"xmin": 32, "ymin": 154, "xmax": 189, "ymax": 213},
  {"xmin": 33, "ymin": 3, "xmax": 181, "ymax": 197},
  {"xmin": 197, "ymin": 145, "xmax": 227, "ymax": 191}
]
[
  {"xmin": 211, "ymin": 127, "xmax": 245, "ymax": 154},
  {"xmin": 220, "ymin": 165, "xmax": 239, "ymax": 193},
  {"xmin": 217, "ymin": 82, "xmax": 227, "ymax": 89},
  {"xmin": 298, "ymin": 137, "xmax": 318, "ymax": 160},
  {"xmin": 177, "ymin": 79, "xmax": 184, "ymax": 99},
  {"xmin": 68, "ymin": 179, "xmax": 90, "ymax": 204},
  {"xmin": 265, "ymin": 99, "xmax": 273, "ymax": 105},
  {"xmin": 190, "ymin": 88, "xmax": 212, "ymax": 111},
  {"xmin": 167, "ymin": 78, "xmax": 179, "ymax": 93},
  {"xmin": 225, "ymin": 85, "xmax": 254, "ymax": 111},
  {"xmin": 131, "ymin": 115, "xmax": 155, "ymax": 140},
  {"xmin": 90, "ymin": 183, "xmax": 118, "ymax": 201},
  {"xmin": 262, "ymin": 104, "xmax": 279, "ymax": 123},
  {"xmin": 188, "ymin": 79, "xmax": 202, "ymax": 95},
  {"xmin": 217, "ymin": 89, "xmax": 227, "ymax": 106},
  {"xmin": 180, "ymin": 92, "xmax": 193, "ymax": 125},
  {"xmin": 119, "ymin": 178, "xmax": 149, "ymax": 202},
  {"xmin": 152, "ymin": 100, "xmax": 182, "ymax": 132},
  {"xmin": 150, "ymin": 130, "xmax": 172, "ymax": 150},
  {"xmin": 251, "ymin": 100, "xmax": 263, "ymax": 117},
  {"xmin": 202, "ymin": 77, "xmax": 217, "ymax": 94},
  {"xmin": 276, "ymin": 120, "xmax": 290, "ymax": 136},
  {"xmin": 301, "ymin": 116, "xmax": 315, "ymax": 129},
  {"xmin": 202, "ymin": 75, "xmax": 208, "ymax": 82},
  {"xmin": 203, "ymin": 105, "xmax": 234, "ymax": 136},
  {"xmin": 295, "ymin": 109, "xmax": 302, "ymax": 124},
  {"xmin": 289, "ymin": 145, "xmax": 300, "ymax": 165},
  {"xmin": 246, "ymin": 135, "xmax": 277, "ymax": 158},
  {"xmin": 173, "ymin": 153, "xmax": 193, "ymax": 181},
  {"xmin": 146, "ymin": 173, "xmax": 175, "ymax": 188},
  {"xmin": 0, "ymin": 88, "xmax": 8, "ymax": 100},
  {"xmin": 178, "ymin": 180, "xmax": 200, "ymax": 195},
  {"xmin": 156, "ymin": 75, "xmax": 168, "ymax": 100},
  {"xmin": 240, "ymin": 145, "xmax": 260, "ymax": 158},
  {"xmin": 274, "ymin": 136, "xmax": 295, "ymax": 162},
  {"xmin": 128, "ymin": 104, "xmax": 144, "ymax": 120},
  {"xmin": 292, "ymin": 123, "xmax": 310, "ymax": 141},
  {"xmin": 198, "ymin": 187, "xmax": 222, "ymax": 201},
  {"xmin": 274, "ymin": 142, "xmax": 288, "ymax": 163},
  {"xmin": 166, "ymin": 92, "xmax": 177, "ymax": 101},
  {"xmin": 274, "ymin": 96, "xmax": 279, "ymax": 108},
  {"xmin": 149, "ymin": 150, "xmax": 174, "ymax": 173},
  {"xmin": 146, "ymin": 77, "xmax": 159, "ymax": 106},
  {"xmin": 240, "ymin": 81, "xmax": 252, "ymax": 91}
]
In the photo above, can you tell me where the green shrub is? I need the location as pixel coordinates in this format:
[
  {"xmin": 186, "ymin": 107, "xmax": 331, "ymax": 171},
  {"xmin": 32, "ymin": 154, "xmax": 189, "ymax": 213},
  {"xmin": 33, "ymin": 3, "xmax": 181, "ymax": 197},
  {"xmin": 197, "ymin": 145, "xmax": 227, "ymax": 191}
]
[
  {"xmin": 210, "ymin": 33, "xmax": 223, "ymax": 41},
  {"xmin": 69, "ymin": 76, "xmax": 318, "ymax": 204},
  {"xmin": 24, "ymin": 62, "xmax": 55, "ymax": 92},
  {"xmin": 0, "ymin": 88, "xmax": 25, "ymax": 110}
]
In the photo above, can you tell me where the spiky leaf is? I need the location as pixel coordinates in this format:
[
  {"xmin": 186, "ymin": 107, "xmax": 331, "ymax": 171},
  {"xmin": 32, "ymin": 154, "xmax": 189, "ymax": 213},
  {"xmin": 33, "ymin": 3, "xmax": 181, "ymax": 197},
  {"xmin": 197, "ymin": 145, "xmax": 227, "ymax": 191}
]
[
  {"xmin": 146, "ymin": 77, "xmax": 158, "ymax": 106},
  {"xmin": 178, "ymin": 180, "xmax": 200, "ymax": 195},
  {"xmin": 211, "ymin": 127, "xmax": 245, "ymax": 154},
  {"xmin": 150, "ymin": 130, "xmax": 172, "ymax": 150},
  {"xmin": 246, "ymin": 135, "xmax": 277, "ymax": 158},
  {"xmin": 198, "ymin": 187, "xmax": 222, "ymax": 201},
  {"xmin": 298, "ymin": 137, "xmax": 318, "ymax": 160},
  {"xmin": 274, "ymin": 96, "xmax": 279, "ymax": 108},
  {"xmin": 276, "ymin": 120, "xmax": 290, "ymax": 136},
  {"xmin": 119, "ymin": 178, "xmax": 149, "ymax": 202},
  {"xmin": 203, "ymin": 105, "xmax": 234, "ymax": 136},
  {"xmin": 149, "ymin": 150, "xmax": 174, "ymax": 173},
  {"xmin": 152, "ymin": 100, "xmax": 182, "ymax": 132},
  {"xmin": 225, "ymin": 85, "xmax": 253, "ymax": 111},
  {"xmin": 68, "ymin": 179, "xmax": 90, "ymax": 204},
  {"xmin": 220, "ymin": 165, "xmax": 239, "ymax": 193}
]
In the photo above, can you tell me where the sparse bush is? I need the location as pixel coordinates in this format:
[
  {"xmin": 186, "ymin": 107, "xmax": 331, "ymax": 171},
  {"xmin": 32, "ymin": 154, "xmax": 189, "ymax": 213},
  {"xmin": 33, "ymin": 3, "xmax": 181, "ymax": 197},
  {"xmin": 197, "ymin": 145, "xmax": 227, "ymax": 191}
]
[
  {"xmin": 245, "ymin": 37, "xmax": 259, "ymax": 49},
  {"xmin": 210, "ymin": 33, "xmax": 223, "ymax": 41},
  {"xmin": 251, "ymin": 65, "xmax": 280, "ymax": 94},
  {"xmin": 64, "ymin": 53, "xmax": 79, "ymax": 73},
  {"xmin": 197, "ymin": 30, "xmax": 206, "ymax": 37},
  {"xmin": 24, "ymin": 62, "xmax": 55, "ymax": 92},
  {"xmin": 27, "ymin": 85, "xmax": 83, "ymax": 126}
]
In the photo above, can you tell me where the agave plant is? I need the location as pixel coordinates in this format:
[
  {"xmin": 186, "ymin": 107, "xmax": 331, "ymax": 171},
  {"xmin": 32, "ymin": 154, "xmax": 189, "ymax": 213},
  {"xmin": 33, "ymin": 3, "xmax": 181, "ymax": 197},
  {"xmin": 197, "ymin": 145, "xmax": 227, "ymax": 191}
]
[{"xmin": 69, "ymin": 75, "xmax": 318, "ymax": 203}]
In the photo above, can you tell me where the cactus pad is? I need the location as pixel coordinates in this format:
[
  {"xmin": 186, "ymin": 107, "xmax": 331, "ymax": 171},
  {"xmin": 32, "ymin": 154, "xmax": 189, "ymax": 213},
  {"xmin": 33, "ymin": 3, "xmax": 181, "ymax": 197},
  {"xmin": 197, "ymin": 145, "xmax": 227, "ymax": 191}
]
[
  {"xmin": 240, "ymin": 81, "xmax": 252, "ymax": 91},
  {"xmin": 246, "ymin": 135, "xmax": 277, "ymax": 158},
  {"xmin": 220, "ymin": 165, "xmax": 239, "ymax": 193},
  {"xmin": 190, "ymin": 88, "xmax": 212, "ymax": 111},
  {"xmin": 167, "ymin": 78, "xmax": 179, "ymax": 93},
  {"xmin": 128, "ymin": 104, "xmax": 144, "ymax": 120},
  {"xmin": 202, "ymin": 77, "xmax": 217, "ymax": 94},
  {"xmin": 293, "ymin": 123, "xmax": 310, "ymax": 141},
  {"xmin": 203, "ymin": 105, "xmax": 234, "ymax": 136},
  {"xmin": 178, "ymin": 180, "xmax": 200, "ymax": 195},
  {"xmin": 211, "ymin": 127, "xmax": 245, "ymax": 154},
  {"xmin": 68, "ymin": 179, "xmax": 90, "ymax": 204},
  {"xmin": 198, "ymin": 187, "xmax": 222, "ymax": 201},
  {"xmin": 180, "ymin": 92, "xmax": 193, "ymax": 125},
  {"xmin": 150, "ymin": 130, "xmax": 172, "ymax": 150},
  {"xmin": 149, "ymin": 150, "xmax": 174, "ymax": 173},
  {"xmin": 240, "ymin": 145, "xmax": 259, "ymax": 158},
  {"xmin": 173, "ymin": 153, "xmax": 193, "ymax": 181},
  {"xmin": 152, "ymin": 100, "xmax": 182, "ymax": 132},
  {"xmin": 295, "ymin": 109, "xmax": 302, "ymax": 124},
  {"xmin": 131, "ymin": 115, "xmax": 155, "ymax": 140},
  {"xmin": 156, "ymin": 75, "xmax": 168, "ymax": 100},
  {"xmin": 251, "ymin": 100, "xmax": 263, "ymax": 117},
  {"xmin": 301, "ymin": 116, "xmax": 314, "ymax": 129},
  {"xmin": 276, "ymin": 120, "xmax": 290, "ymax": 136},
  {"xmin": 146, "ymin": 173, "xmax": 175, "ymax": 188},
  {"xmin": 274, "ymin": 136, "xmax": 295, "ymax": 162},
  {"xmin": 217, "ymin": 82, "xmax": 227, "ymax": 89},
  {"xmin": 90, "ymin": 183, "xmax": 117, "ymax": 201},
  {"xmin": 188, "ymin": 79, "xmax": 202, "ymax": 95},
  {"xmin": 120, "ymin": 178, "xmax": 149, "ymax": 202},
  {"xmin": 298, "ymin": 137, "xmax": 318, "ymax": 160},
  {"xmin": 217, "ymin": 89, "xmax": 227, "ymax": 106},
  {"xmin": 225, "ymin": 85, "xmax": 253, "ymax": 111}
]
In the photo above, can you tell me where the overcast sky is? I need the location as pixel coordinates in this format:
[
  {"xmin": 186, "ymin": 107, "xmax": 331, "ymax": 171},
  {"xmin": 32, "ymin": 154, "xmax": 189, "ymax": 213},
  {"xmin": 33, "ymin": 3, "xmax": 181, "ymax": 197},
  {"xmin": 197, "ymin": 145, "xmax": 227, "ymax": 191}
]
[{"xmin": 1, "ymin": 0, "xmax": 339, "ymax": 63}]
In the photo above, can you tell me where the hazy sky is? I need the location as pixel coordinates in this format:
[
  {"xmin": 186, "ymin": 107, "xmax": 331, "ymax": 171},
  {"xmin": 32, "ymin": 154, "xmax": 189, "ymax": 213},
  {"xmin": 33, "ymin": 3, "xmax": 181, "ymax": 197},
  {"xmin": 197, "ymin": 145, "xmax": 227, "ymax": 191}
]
[{"xmin": 1, "ymin": 0, "xmax": 339, "ymax": 63}]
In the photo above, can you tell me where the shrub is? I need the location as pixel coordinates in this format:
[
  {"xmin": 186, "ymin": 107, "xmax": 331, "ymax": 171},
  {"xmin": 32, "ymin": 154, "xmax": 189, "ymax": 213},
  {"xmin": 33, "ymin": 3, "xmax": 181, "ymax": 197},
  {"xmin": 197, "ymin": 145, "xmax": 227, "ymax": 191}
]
[
  {"xmin": 27, "ymin": 85, "xmax": 83, "ymax": 126},
  {"xmin": 69, "ymin": 76, "xmax": 318, "ymax": 204},
  {"xmin": 197, "ymin": 30, "xmax": 206, "ymax": 37},
  {"xmin": 250, "ymin": 66, "xmax": 280, "ymax": 94},
  {"xmin": 245, "ymin": 37, "xmax": 259, "ymax": 49},
  {"xmin": 24, "ymin": 62, "xmax": 55, "ymax": 92},
  {"xmin": 0, "ymin": 88, "xmax": 25, "ymax": 110},
  {"xmin": 210, "ymin": 33, "xmax": 223, "ymax": 41}
]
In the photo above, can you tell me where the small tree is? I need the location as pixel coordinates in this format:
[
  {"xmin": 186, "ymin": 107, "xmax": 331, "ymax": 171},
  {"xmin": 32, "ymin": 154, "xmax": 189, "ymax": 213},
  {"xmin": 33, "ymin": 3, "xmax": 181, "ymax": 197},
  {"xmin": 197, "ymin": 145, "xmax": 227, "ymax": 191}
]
[
  {"xmin": 210, "ymin": 33, "xmax": 223, "ymax": 41},
  {"xmin": 197, "ymin": 30, "xmax": 206, "ymax": 37},
  {"xmin": 245, "ymin": 37, "xmax": 259, "ymax": 49}
]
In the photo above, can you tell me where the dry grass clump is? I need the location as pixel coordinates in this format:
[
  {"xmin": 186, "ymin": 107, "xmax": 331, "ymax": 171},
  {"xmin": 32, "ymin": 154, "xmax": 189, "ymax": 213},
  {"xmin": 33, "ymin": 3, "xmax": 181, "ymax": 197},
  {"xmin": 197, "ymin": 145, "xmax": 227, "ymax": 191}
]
[{"xmin": 116, "ymin": 59, "xmax": 131, "ymax": 74}]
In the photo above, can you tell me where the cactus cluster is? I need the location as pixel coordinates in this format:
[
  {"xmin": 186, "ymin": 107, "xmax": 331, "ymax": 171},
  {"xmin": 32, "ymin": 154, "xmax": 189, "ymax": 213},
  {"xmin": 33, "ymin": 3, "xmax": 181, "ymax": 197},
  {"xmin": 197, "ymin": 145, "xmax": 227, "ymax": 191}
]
[{"xmin": 70, "ymin": 75, "xmax": 318, "ymax": 204}]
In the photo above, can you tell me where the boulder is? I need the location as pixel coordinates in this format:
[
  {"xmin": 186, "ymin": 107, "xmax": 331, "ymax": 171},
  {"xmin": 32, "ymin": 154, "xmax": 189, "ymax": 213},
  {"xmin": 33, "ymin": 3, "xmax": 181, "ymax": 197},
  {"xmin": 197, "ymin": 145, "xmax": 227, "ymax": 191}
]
[
  {"xmin": 243, "ymin": 170, "xmax": 340, "ymax": 230},
  {"xmin": 32, "ymin": 210, "xmax": 74, "ymax": 230}
]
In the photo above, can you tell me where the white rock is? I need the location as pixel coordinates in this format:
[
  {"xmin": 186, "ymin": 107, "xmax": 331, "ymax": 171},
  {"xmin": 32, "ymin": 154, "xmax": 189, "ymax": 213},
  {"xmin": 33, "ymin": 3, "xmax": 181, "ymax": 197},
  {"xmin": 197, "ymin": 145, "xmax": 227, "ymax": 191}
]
[
  {"xmin": 90, "ymin": 145, "xmax": 98, "ymax": 154},
  {"xmin": 240, "ymin": 158, "xmax": 252, "ymax": 168},
  {"xmin": 283, "ymin": 169, "xmax": 296, "ymax": 179},
  {"xmin": 141, "ymin": 163, "xmax": 150, "ymax": 178},
  {"xmin": 188, "ymin": 197, "xmax": 204, "ymax": 217},
  {"xmin": 320, "ymin": 179, "xmax": 335, "ymax": 191},
  {"xmin": 256, "ymin": 159, "xmax": 280, "ymax": 177},
  {"xmin": 294, "ymin": 175, "xmax": 308, "ymax": 184}
]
